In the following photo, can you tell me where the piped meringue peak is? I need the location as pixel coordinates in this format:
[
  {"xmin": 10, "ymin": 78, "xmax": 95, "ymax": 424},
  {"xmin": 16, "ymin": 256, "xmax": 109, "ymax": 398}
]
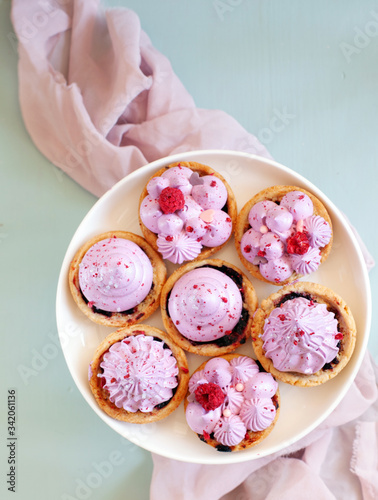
[
  {"xmin": 168, "ymin": 267, "xmax": 243, "ymax": 342},
  {"xmin": 262, "ymin": 297, "xmax": 339, "ymax": 375},
  {"xmin": 99, "ymin": 334, "xmax": 178, "ymax": 413},
  {"xmin": 88, "ymin": 325, "xmax": 190, "ymax": 423},
  {"xmin": 69, "ymin": 231, "xmax": 168, "ymax": 328},
  {"xmin": 140, "ymin": 162, "xmax": 235, "ymax": 263},
  {"xmin": 79, "ymin": 236, "xmax": 153, "ymax": 312},
  {"xmin": 252, "ymin": 282, "xmax": 357, "ymax": 386},
  {"xmin": 236, "ymin": 186, "xmax": 332, "ymax": 285},
  {"xmin": 161, "ymin": 259, "xmax": 259, "ymax": 357},
  {"xmin": 185, "ymin": 355, "xmax": 279, "ymax": 450}
]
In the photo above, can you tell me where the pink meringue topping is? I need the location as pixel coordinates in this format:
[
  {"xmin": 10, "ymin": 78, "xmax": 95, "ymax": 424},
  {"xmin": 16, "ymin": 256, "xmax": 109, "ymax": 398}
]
[
  {"xmin": 140, "ymin": 166, "xmax": 232, "ymax": 263},
  {"xmin": 213, "ymin": 415, "xmax": 246, "ymax": 447},
  {"xmin": 239, "ymin": 398, "xmax": 277, "ymax": 432},
  {"xmin": 99, "ymin": 334, "xmax": 178, "ymax": 412},
  {"xmin": 168, "ymin": 268, "xmax": 243, "ymax": 342},
  {"xmin": 185, "ymin": 356, "xmax": 278, "ymax": 447},
  {"xmin": 262, "ymin": 297, "xmax": 339, "ymax": 374},
  {"xmin": 241, "ymin": 191, "xmax": 331, "ymax": 283},
  {"xmin": 79, "ymin": 237, "xmax": 153, "ymax": 312},
  {"xmin": 191, "ymin": 175, "xmax": 228, "ymax": 210},
  {"xmin": 157, "ymin": 232, "xmax": 202, "ymax": 264},
  {"xmin": 229, "ymin": 356, "xmax": 260, "ymax": 384}
]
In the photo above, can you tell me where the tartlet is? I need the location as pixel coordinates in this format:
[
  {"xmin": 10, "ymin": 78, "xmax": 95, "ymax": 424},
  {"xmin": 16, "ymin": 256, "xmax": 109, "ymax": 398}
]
[
  {"xmin": 184, "ymin": 353, "xmax": 280, "ymax": 452},
  {"xmin": 160, "ymin": 258, "xmax": 258, "ymax": 356},
  {"xmin": 89, "ymin": 324, "xmax": 189, "ymax": 423},
  {"xmin": 139, "ymin": 161, "xmax": 237, "ymax": 264},
  {"xmin": 251, "ymin": 281, "xmax": 356, "ymax": 386},
  {"xmin": 69, "ymin": 231, "xmax": 166, "ymax": 327},
  {"xmin": 235, "ymin": 185, "xmax": 333, "ymax": 285}
]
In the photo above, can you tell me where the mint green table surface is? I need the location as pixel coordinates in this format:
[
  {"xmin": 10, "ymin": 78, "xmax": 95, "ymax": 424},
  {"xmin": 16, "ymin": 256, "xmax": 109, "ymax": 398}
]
[{"xmin": 1, "ymin": 1, "xmax": 377, "ymax": 499}]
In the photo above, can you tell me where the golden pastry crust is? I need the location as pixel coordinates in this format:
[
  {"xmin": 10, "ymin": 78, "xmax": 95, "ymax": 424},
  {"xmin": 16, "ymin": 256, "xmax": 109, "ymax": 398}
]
[
  {"xmin": 138, "ymin": 161, "xmax": 238, "ymax": 262},
  {"xmin": 235, "ymin": 185, "xmax": 333, "ymax": 285},
  {"xmin": 89, "ymin": 324, "xmax": 190, "ymax": 423},
  {"xmin": 184, "ymin": 353, "xmax": 280, "ymax": 452},
  {"xmin": 252, "ymin": 281, "xmax": 356, "ymax": 386},
  {"xmin": 160, "ymin": 258, "xmax": 258, "ymax": 356},
  {"xmin": 68, "ymin": 231, "xmax": 167, "ymax": 327}
]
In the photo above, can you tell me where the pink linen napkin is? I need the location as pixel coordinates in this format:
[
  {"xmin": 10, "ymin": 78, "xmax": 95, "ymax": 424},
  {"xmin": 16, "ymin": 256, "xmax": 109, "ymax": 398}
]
[
  {"xmin": 11, "ymin": 1, "xmax": 378, "ymax": 498},
  {"xmin": 11, "ymin": 0, "xmax": 270, "ymax": 197}
]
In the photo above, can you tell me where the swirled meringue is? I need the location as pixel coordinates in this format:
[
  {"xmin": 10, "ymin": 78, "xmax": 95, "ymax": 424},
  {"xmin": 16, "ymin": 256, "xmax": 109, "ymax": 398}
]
[
  {"xmin": 239, "ymin": 398, "xmax": 277, "ymax": 432},
  {"xmin": 223, "ymin": 386, "xmax": 244, "ymax": 413},
  {"xmin": 213, "ymin": 415, "xmax": 247, "ymax": 447},
  {"xmin": 79, "ymin": 237, "xmax": 153, "ymax": 312},
  {"xmin": 230, "ymin": 356, "xmax": 260, "ymax": 384},
  {"xmin": 262, "ymin": 297, "xmax": 339, "ymax": 374},
  {"xmin": 168, "ymin": 268, "xmax": 243, "ymax": 342},
  {"xmin": 100, "ymin": 334, "xmax": 178, "ymax": 412},
  {"xmin": 304, "ymin": 215, "xmax": 332, "ymax": 247},
  {"xmin": 290, "ymin": 247, "xmax": 321, "ymax": 275},
  {"xmin": 157, "ymin": 232, "xmax": 202, "ymax": 264}
]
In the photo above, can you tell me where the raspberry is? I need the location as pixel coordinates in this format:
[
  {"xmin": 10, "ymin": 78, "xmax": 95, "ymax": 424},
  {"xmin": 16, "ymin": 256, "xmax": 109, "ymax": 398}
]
[
  {"xmin": 286, "ymin": 231, "xmax": 310, "ymax": 255},
  {"xmin": 158, "ymin": 187, "xmax": 185, "ymax": 214},
  {"xmin": 203, "ymin": 430, "xmax": 210, "ymax": 441},
  {"xmin": 195, "ymin": 383, "xmax": 225, "ymax": 411}
]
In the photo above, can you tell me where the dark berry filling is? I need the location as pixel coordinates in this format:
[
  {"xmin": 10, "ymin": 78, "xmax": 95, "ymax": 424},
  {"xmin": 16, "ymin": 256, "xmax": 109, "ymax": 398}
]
[
  {"xmin": 216, "ymin": 444, "xmax": 232, "ymax": 452},
  {"xmin": 81, "ymin": 292, "xmax": 136, "ymax": 316},
  {"xmin": 80, "ymin": 282, "xmax": 154, "ymax": 317},
  {"xmin": 198, "ymin": 431, "xmax": 232, "ymax": 452},
  {"xmin": 204, "ymin": 264, "xmax": 243, "ymax": 288},
  {"xmin": 323, "ymin": 343, "xmax": 341, "ymax": 371},
  {"xmin": 276, "ymin": 292, "xmax": 312, "ymax": 307},
  {"xmin": 212, "ymin": 307, "xmax": 249, "ymax": 347}
]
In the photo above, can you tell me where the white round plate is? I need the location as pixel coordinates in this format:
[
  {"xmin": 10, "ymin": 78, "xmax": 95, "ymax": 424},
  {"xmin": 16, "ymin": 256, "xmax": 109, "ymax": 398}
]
[{"xmin": 56, "ymin": 150, "xmax": 371, "ymax": 464}]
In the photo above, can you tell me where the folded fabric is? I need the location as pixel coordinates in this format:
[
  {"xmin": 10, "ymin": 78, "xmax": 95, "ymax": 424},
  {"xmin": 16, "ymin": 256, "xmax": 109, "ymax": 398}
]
[
  {"xmin": 11, "ymin": 1, "xmax": 378, "ymax": 499},
  {"xmin": 11, "ymin": 0, "xmax": 270, "ymax": 197}
]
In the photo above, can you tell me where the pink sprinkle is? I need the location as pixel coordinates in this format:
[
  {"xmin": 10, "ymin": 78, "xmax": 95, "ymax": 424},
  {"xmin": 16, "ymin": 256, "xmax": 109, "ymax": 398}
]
[
  {"xmin": 296, "ymin": 219, "xmax": 304, "ymax": 233},
  {"xmin": 260, "ymin": 225, "xmax": 268, "ymax": 234},
  {"xmin": 200, "ymin": 209, "xmax": 215, "ymax": 223},
  {"xmin": 235, "ymin": 383, "xmax": 244, "ymax": 392},
  {"xmin": 223, "ymin": 408, "xmax": 231, "ymax": 417}
]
